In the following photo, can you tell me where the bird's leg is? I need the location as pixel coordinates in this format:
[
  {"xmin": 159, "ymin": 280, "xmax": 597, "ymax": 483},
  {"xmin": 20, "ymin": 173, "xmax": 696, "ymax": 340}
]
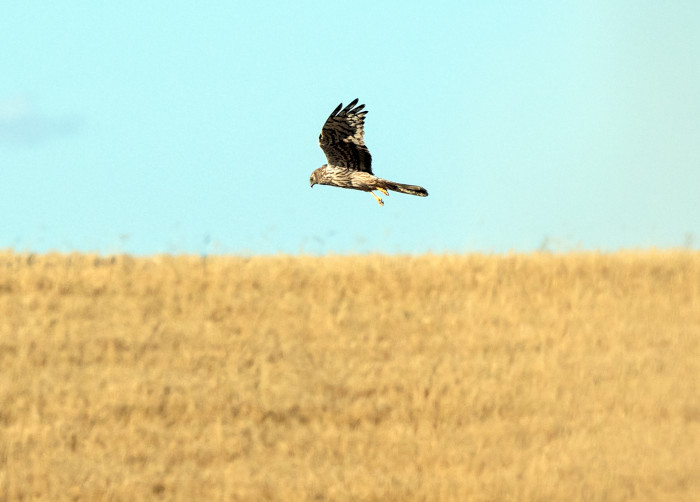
[
  {"xmin": 377, "ymin": 187, "xmax": 389, "ymax": 196},
  {"xmin": 370, "ymin": 191, "xmax": 384, "ymax": 206}
]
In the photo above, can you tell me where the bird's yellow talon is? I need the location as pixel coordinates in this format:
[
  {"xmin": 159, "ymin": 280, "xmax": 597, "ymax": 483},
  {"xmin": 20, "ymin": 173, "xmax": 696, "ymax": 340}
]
[
  {"xmin": 370, "ymin": 191, "xmax": 384, "ymax": 206},
  {"xmin": 378, "ymin": 187, "xmax": 389, "ymax": 196}
]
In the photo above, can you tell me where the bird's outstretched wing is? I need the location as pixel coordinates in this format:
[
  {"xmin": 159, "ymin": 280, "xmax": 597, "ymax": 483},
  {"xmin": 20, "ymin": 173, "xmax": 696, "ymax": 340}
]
[{"xmin": 319, "ymin": 99, "xmax": 372, "ymax": 174}]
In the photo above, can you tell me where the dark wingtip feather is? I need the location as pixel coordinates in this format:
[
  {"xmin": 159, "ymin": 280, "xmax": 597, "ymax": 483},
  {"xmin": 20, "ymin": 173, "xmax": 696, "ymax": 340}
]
[
  {"xmin": 329, "ymin": 102, "xmax": 343, "ymax": 117},
  {"xmin": 331, "ymin": 98, "xmax": 366, "ymax": 118},
  {"xmin": 341, "ymin": 99, "xmax": 358, "ymax": 114}
]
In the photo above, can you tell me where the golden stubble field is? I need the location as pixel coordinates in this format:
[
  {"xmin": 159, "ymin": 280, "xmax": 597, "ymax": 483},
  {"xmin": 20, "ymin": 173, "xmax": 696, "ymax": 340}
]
[{"xmin": 0, "ymin": 251, "xmax": 699, "ymax": 501}]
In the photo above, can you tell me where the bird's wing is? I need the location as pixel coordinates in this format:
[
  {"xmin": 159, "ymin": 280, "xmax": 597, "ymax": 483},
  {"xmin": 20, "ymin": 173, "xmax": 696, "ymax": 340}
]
[{"xmin": 318, "ymin": 99, "xmax": 373, "ymax": 174}]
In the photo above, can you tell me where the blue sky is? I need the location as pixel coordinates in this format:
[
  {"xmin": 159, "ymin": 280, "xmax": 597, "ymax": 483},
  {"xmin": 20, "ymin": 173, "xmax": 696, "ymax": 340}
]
[{"xmin": 3, "ymin": 1, "xmax": 699, "ymax": 255}]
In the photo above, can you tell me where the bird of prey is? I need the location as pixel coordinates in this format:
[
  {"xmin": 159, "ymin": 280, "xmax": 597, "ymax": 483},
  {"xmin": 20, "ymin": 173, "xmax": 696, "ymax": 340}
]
[{"xmin": 310, "ymin": 99, "xmax": 428, "ymax": 206}]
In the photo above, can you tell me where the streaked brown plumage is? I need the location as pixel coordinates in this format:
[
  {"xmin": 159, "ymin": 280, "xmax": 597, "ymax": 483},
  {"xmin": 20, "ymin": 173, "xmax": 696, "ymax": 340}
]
[{"xmin": 310, "ymin": 99, "xmax": 428, "ymax": 206}]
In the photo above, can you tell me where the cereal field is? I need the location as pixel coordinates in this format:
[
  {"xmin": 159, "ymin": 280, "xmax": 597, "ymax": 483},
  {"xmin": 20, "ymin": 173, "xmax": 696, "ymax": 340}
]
[{"xmin": 1, "ymin": 251, "xmax": 699, "ymax": 501}]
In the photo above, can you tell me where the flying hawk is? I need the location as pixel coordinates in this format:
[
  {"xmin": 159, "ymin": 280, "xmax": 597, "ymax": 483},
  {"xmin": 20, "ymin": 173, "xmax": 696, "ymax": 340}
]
[{"xmin": 310, "ymin": 99, "xmax": 428, "ymax": 206}]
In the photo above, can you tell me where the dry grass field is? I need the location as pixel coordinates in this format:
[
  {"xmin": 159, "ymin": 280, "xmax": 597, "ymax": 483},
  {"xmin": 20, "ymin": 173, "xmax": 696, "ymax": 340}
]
[{"xmin": 0, "ymin": 251, "xmax": 699, "ymax": 501}]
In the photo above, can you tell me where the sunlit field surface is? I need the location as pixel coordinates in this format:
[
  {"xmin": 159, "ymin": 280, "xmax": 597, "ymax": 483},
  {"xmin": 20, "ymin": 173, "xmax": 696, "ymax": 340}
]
[{"xmin": 1, "ymin": 251, "xmax": 699, "ymax": 501}]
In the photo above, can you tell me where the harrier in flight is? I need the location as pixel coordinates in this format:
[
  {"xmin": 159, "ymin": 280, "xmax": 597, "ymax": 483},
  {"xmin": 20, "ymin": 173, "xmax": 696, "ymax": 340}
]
[{"xmin": 310, "ymin": 99, "xmax": 428, "ymax": 206}]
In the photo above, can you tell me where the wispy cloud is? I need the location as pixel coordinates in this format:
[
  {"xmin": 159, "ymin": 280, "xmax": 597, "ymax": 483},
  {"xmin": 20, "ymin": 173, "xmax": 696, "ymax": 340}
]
[{"xmin": 0, "ymin": 96, "xmax": 82, "ymax": 146}]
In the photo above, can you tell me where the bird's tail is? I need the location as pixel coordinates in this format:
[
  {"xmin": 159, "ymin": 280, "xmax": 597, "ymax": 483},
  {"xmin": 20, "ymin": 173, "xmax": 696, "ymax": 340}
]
[{"xmin": 382, "ymin": 180, "xmax": 429, "ymax": 197}]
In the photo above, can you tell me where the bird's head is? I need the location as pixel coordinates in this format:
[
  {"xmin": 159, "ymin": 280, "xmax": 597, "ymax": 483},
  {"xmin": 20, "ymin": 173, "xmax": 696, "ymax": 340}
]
[{"xmin": 309, "ymin": 166, "xmax": 325, "ymax": 187}]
